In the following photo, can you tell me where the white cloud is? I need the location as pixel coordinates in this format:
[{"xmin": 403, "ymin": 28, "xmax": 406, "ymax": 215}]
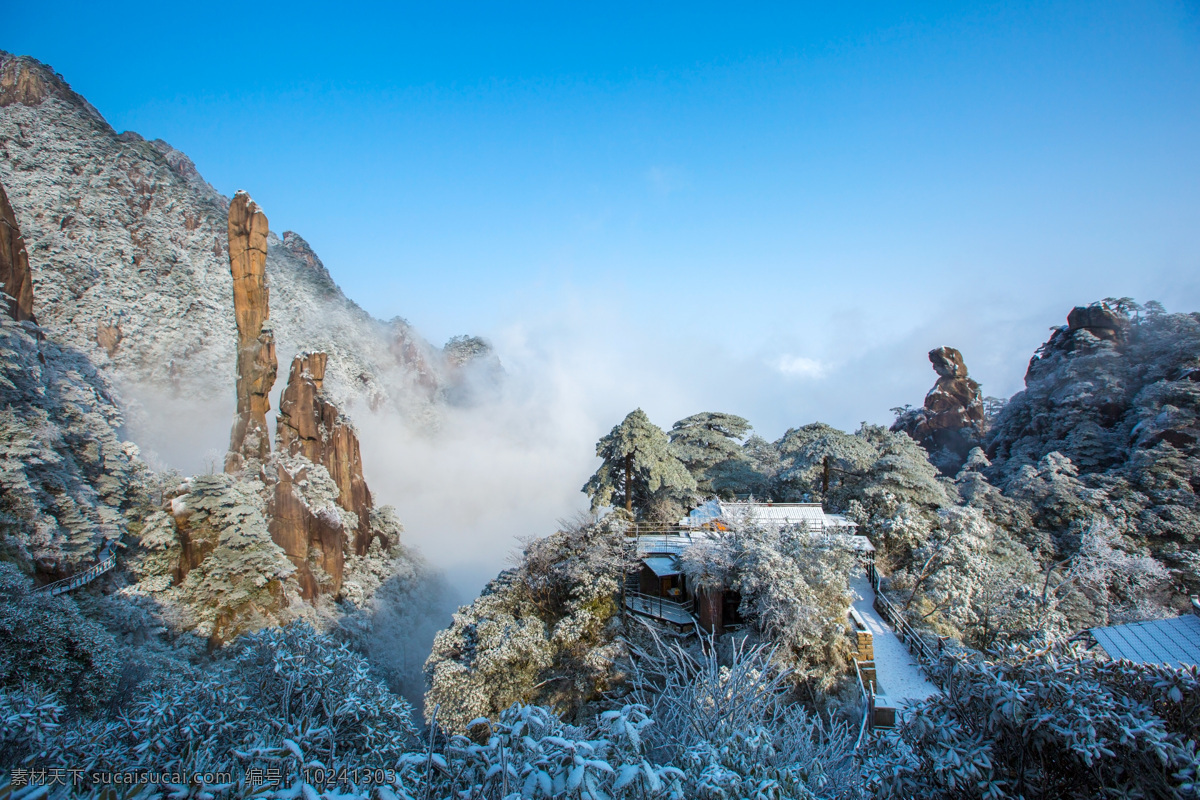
[{"xmin": 775, "ymin": 355, "xmax": 827, "ymax": 379}]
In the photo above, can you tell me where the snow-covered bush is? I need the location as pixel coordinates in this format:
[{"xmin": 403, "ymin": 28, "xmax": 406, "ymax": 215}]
[
  {"xmin": 3, "ymin": 623, "xmax": 420, "ymax": 789},
  {"xmin": 425, "ymin": 514, "xmax": 634, "ymax": 732},
  {"xmin": 128, "ymin": 472, "xmax": 298, "ymax": 643},
  {"xmin": 678, "ymin": 523, "xmax": 856, "ymax": 686},
  {"xmin": 627, "ymin": 629, "xmax": 865, "ymax": 799},
  {"xmin": 869, "ymin": 645, "xmax": 1200, "ymax": 799},
  {"xmin": 0, "ymin": 563, "xmax": 120, "ymax": 712}
]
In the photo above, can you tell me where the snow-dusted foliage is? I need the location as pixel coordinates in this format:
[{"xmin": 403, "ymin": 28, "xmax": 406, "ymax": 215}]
[
  {"xmin": 584, "ymin": 409, "xmax": 697, "ymax": 519},
  {"xmin": 869, "ymin": 646, "xmax": 1200, "ymax": 799},
  {"xmin": 0, "ymin": 315, "xmax": 140, "ymax": 574},
  {"xmin": 627, "ymin": 630, "xmax": 864, "ymax": 798},
  {"xmin": 1, "ymin": 624, "xmax": 420, "ymax": 791},
  {"xmin": 882, "ymin": 506, "xmax": 1040, "ymax": 648},
  {"xmin": 425, "ymin": 515, "xmax": 634, "ymax": 733},
  {"xmin": 678, "ymin": 524, "xmax": 856, "ymax": 686},
  {"xmin": 983, "ymin": 302, "xmax": 1200, "ymax": 591},
  {"xmin": 128, "ymin": 472, "xmax": 299, "ymax": 643},
  {"xmin": 0, "ymin": 563, "xmax": 120, "ymax": 712},
  {"xmin": 668, "ymin": 412, "xmax": 752, "ymax": 497}
]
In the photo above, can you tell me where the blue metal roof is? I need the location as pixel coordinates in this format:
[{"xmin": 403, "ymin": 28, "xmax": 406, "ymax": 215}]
[
  {"xmin": 641, "ymin": 556, "xmax": 682, "ymax": 577},
  {"xmin": 1091, "ymin": 614, "xmax": 1200, "ymax": 668}
]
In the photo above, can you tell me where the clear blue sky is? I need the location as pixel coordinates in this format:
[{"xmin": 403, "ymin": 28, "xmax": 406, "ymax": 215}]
[{"xmin": 7, "ymin": 1, "xmax": 1200, "ymax": 436}]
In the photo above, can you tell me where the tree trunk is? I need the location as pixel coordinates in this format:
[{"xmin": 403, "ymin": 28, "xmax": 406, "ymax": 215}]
[{"xmin": 625, "ymin": 452, "xmax": 634, "ymax": 513}]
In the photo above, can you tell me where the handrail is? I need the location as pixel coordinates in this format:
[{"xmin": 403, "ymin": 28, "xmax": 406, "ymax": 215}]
[
  {"xmin": 854, "ymin": 659, "xmax": 873, "ymax": 750},
  {"xmin": 35, "ymin": 546, "xmax": 116, "ymax": 596},
  {"xmin": 624, "ymin": 589, "xmax": 694, "ymax": 615},
  {"xmin": 869, "ymin": 566, "xmax": 940, "ymax": 676}
]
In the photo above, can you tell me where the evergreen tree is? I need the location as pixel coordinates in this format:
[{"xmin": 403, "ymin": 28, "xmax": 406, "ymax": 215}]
[
  {"xmin": 668, "ymin": 411, "xmax": 752, "ymax": 494},
  {"xmin": 583, "ymin": 409, "xmax": 696, "ymax": 514}
]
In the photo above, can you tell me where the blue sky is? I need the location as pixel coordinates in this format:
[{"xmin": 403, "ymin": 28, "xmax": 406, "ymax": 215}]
[{"xmin": 8, "ymin": 1, "xmax": 1200, "ymax": 438}]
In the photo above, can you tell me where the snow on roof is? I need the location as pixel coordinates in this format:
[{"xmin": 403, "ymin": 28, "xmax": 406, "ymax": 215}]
[
  {"xmin": 685, "ymin": 501, "xmax": 858, "ymax": 530},
  {"xmin": 1091, "ymin": 614, "xmax": 1200, "ymax": 668},
  {"xmin": 642, "ymin": 556, "xmax": 682, "ymax": 577}
]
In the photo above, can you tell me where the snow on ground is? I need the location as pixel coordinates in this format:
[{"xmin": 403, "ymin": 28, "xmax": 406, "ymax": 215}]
[{"xmin": 850, "ymin": 572, "xmax": 939, "ymax": 705}]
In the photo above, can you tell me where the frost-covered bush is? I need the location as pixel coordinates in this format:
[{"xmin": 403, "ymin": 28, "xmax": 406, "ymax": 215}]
[
  {"xmin": 425, "ymin": 514, "xmax": 634, "ymax": 732},
  {"xmin": 679, "ymin": 523, "xmax": 856, "ymax": 685},
  {"xmin": 627, "ymin": 630, "xmax": 864, "ymax": 799},
  {"xmin": 869, "ymin": 646, "xmax": 1200, "ymax": 799},
  {"xmin": 0, "ymin": 563, "xmax": 120, "ymax": 712},
  {"xmin": 128, "ymin": 472, "xmax": 298, "ymax": 643},
  {"xmin": 4, "ymin": 624, "xmax": 420, "ymax": 787}
]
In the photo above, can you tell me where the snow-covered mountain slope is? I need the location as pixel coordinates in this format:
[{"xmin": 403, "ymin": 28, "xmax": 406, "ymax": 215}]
[{"xmin": 0, "ymin": 52, "xmax": 453, "ymax": 461}]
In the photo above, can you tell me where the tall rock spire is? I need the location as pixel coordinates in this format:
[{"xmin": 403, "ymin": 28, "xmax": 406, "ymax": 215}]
[
  {"xmin": 225, "ymin": 190, "xmax": 277, "ymax": 473},
  {"xmin": 0, "ymin": 179, "xmax": 35, "ymax": 323}
]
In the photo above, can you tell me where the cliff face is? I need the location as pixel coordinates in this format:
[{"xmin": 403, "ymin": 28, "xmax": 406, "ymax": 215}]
[
  {"xmin": 0, "ymin": 51, "xmax": 465, "ymax": 452},
  {"xmin": 0, "ymin": 198, "xmax": 137, "ymax": 581},
  {"xmin": 891, "ymin": 346, "xmax": 987, "ymax": 474},
  {"xmin": 225, "ymin": 192, "xmax": 277, "ymax": 473},
  {"xmin": 270, "ymin": 351, "xmax": 384, "ymax": 599}
]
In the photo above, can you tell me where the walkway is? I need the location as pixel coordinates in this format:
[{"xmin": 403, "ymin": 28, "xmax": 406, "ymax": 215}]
[
  {"xmin": 34, "ymin": 542, "xmax": 117, "ymax": 596},
  {"xmin": 849, "ymin": 572, "xmax": 938, "ymax": 704}
]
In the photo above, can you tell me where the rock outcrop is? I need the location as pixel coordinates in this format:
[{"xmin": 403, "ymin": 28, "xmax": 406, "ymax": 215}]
[
  {"xmin": 276, "ymin": 352, "xmax": 378, "ymax": 557},
  {"xmin": 892, "ymin": 346, "xmax": 987, "ymax": 473},
  {"xmin": 0, "ymin": 179, "xmax": 35, "ymax": 323},
  {"xmin": 225, "ymin": 191, "xmax": 277, "ymax": 473},
  {"xmin": 267, "ymin": 457, "xmax": 347, "ymax": 600}
]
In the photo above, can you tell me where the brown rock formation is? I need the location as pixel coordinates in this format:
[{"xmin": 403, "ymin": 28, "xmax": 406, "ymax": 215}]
[
  {"xmin": 892, "ymin": 346, "xmax": 987, "ymax": 473},
  {"xmin": 276, "ymin": 352, "xmax": 378, "ymax": 556},
  {"xmin": 225, "ymin": 191, "xmax": 277, "ymax": 473},
  {"xmin": 268, "ymin": 461, "xmax": 346, "ymax": 600},
  {"xmin": 1066, "ymin": 303, "xmax": 1129, "ymax": 343},
  {"xmin": 0, "ymin": 179, "xmax": 35, "ymax": 323},
  {"xmin": 389, "ymin": 319, "xmax": 439, "ymax": 398},
  {"xmin": 0, "ymin": 55, "xmax": 52, "ymax": 106}
]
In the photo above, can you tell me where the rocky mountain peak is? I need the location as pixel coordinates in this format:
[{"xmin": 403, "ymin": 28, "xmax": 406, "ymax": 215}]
[
  {"xmin": 272, "ymin": 350, "xmax": 382, "ymax": 598},
  {"xmin": 0, "ymin": 51, "xmax": 106, "ymax": 123}
]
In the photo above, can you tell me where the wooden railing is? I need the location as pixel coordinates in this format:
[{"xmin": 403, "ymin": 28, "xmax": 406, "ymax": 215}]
[
  {"xmin": 624, "ymin": 589, "xmax": 695, "ymax": 618},
  {"xmin": 34, "ymin": 545, "xmax": 116, "ymax": 596},
  {"xmin": 854, "ymin": 659, "xmax": 875, "ymax": 750}
]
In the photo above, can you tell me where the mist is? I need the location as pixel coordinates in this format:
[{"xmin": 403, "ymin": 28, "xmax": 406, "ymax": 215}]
[{"xmin": 115, "ymin": 285, "xmax": 1155, "ymax": 605}]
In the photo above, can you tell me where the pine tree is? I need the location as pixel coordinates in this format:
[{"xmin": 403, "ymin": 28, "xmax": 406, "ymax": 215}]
[
  {"xmin": 583, "ymin": 409, "xmax": 696, "ymax": 514},
  {"xmin": 668, "ymin": 412, "xmax": 752, "ymax": 494}
]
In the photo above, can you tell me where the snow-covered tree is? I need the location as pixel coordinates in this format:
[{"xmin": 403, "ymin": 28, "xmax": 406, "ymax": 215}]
[
  {"xmin": 583, "ymin": 409, "xmax": 697, "ymax": 516},
  {"xmin": 668, "ymin": 412, "xmax": 752, "ymax": 495},
  {"xmin": 424, "ymin": 515, "xmax": 634, "ymax": 732}
]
